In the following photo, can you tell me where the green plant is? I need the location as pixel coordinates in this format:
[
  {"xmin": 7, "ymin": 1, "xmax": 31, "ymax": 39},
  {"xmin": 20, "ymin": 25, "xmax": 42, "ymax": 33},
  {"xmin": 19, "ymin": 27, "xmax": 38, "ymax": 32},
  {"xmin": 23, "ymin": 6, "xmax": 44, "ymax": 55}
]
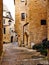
[{"xmin": 32, "ymin": 38, "xmax": 48, "ymax": 56}]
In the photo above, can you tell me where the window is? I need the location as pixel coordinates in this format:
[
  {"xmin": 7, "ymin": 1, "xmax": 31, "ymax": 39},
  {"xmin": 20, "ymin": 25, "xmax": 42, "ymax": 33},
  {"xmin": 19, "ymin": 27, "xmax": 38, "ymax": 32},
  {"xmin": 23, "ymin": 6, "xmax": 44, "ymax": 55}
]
[
  {"xmin": 21, "ymin": 13, "xmax": 25, "ymax": 21},
  {"xmin": 21, "ymin": 0, "xmax": 27, "ymax": 5},
  {"xmin": 4, "ymin": 28, "xmax": 6, "ymax": 34},
  {"xmin": 41, "ymin": 20, "xmax": 46, "ymax": 25},
  {"xmin": 11, "ymin": 30, "xmax": 13, "ymax": 32},
  {"xmin": 21, "ymin": 0, "xmax": 25, "ymax": 2},
  {"xmin": 9, "ymin": 23, "xmax": 11, "ymax": 25},
  {"xmin": 8, "ymin": 20, "xmax": 11, "ymax": 25},
  {"xmin": 3, "ymin": 19, "xmax": 5, "ymax": 24},
  {"xmin": 8, "ymin": 20, "xmax": 12, "ymax": 22}
]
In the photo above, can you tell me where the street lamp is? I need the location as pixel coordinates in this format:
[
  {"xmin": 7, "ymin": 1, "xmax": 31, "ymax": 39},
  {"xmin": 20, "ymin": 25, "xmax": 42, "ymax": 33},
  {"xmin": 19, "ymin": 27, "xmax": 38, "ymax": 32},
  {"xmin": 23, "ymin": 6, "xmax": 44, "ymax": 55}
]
[{"xmin": 23, "ymin": 22, "xmax": 29, "ymax": 44}]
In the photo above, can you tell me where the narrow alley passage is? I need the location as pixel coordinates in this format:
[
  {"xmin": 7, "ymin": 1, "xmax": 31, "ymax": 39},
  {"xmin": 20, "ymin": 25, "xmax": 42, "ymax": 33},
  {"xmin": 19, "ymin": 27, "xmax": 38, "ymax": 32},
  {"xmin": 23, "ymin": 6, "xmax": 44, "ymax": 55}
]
[{"xmin": 1, "ymin": 43, "xmax": 48, "ymax": 65}]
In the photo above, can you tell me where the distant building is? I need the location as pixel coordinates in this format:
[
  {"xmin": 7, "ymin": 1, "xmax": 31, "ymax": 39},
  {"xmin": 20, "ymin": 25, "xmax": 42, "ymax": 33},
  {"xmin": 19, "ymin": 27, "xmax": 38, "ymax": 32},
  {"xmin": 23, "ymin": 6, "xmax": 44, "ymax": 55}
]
[
  {"xmin": 15, "ymin": 0, "xmax": 49, "ymax": 48},
  {"xmin": 3, "ymin": 4, "xmax": 15, "ymax": 43}
]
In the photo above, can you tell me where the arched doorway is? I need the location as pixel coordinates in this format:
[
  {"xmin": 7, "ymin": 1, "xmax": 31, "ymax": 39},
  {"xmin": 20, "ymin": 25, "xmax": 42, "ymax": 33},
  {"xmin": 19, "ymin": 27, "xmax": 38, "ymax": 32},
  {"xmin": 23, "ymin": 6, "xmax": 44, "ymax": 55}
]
[
  {"xmin": 11, "ymin": 36, "xmax": 13, "ymax": 42},
  {"xmin": 24, "ymin": 32, "xmax": 28, "ymax": 47}
]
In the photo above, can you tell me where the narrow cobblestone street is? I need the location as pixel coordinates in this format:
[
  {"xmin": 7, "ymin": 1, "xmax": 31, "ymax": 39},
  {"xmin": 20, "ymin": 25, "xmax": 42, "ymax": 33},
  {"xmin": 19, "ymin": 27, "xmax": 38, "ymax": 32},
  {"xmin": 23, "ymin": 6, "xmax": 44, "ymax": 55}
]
[
  {"xmin": 0, "ymin": 0, "xmax": 49, "ymax": 65},
  {"xmin": 1, "ymin": 42, "xmax": 48, "ymax": 65}
]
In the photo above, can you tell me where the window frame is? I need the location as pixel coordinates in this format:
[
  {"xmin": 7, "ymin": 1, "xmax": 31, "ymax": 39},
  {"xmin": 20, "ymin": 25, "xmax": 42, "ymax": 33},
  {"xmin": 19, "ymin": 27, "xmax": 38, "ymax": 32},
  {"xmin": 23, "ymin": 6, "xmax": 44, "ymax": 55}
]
[
  {"xmin": 4, "ymin": 28, "xmax": 6, "ymax": 34},
  {"xmin": 21, "ymin": 13, "xmax": 25, "ymax": 21},
  {"xmin": 41, "ymin": 20, "xmax": 46, "ymax": 25}
]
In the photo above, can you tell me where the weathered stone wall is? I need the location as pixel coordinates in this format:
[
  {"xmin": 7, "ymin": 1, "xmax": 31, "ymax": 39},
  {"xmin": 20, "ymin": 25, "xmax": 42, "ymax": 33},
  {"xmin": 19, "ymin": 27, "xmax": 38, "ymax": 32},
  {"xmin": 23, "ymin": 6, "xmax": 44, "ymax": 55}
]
[
  {"xmin": 29, "ymin": 0, "xmax": 47, "ymax": 44},
  {"xmin": 15, "ymin": 0, "xmax": 28, "ymax": 46},
  {"xmin": 47, "ymin": 0, "xmax": 49, "ymax": 40},
  {"xmin": 15, "ymin": 0, "xmax": 48, "ymax": 48},
  {"xmin": 0, "ymin": 0, "xmax": 3, "ymax": 56},
  {"xmin": 3, "ymin": 18, "xmax": 11, "ymax": 43},
  {"xmin": 47, "ymin": 0, "xmax": 49, "ymax": 61}
]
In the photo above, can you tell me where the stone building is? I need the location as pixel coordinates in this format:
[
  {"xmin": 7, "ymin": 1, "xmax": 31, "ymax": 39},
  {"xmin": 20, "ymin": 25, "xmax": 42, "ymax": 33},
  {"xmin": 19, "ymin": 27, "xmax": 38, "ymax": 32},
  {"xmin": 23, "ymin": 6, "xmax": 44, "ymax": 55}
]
[
  {"xmin": 47, "ymin": 0, "xmax": 49, "ymax": 61},
  {"xmin": 15, "ymin": 0, "xmax": 49, "ymax": 48},
  {"xmin": 0, "ymin": 0, "xmax": 3, "ymax": 56},
  {"xmin": 3, "ymin": 5, "xmax": 15, "ymax": 43}
]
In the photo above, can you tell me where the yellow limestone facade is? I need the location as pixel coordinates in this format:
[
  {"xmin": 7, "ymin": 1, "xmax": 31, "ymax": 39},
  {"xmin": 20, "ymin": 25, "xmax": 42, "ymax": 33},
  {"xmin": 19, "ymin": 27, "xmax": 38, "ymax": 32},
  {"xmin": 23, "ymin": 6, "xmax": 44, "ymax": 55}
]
[
  {"xmin": 0, "ymin": 0, "xmax": 3, "ymax": 56},
  {"xmin": 47, "ymin": 0, "xmax": 49, "ymax": 61},
  {"xmin": 15, "ymin": 0, "xmax": 49, "ymax": 48}
]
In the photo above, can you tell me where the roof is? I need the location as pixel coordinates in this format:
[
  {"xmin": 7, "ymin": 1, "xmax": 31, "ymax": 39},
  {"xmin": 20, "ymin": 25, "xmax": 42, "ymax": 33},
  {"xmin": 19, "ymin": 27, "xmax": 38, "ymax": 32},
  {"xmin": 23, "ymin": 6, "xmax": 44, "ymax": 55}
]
[{"xmin": 3, "ymin": 16, "xmax": 14, "ymax": 21}]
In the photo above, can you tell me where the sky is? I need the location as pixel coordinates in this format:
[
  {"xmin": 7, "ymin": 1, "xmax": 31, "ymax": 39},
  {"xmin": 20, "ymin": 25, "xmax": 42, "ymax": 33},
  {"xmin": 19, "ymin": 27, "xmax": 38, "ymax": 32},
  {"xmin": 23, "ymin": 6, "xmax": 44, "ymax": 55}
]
[{"xmin": 3, "ymin": 0, "xmax": 15, "ymax": 20}]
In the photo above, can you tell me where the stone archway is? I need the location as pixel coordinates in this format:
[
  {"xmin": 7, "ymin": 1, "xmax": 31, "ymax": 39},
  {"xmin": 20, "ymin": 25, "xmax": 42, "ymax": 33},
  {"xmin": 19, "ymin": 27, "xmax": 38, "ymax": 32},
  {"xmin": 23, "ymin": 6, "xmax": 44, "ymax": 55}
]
[
  {"xmin": 11, "ymin": 36, "xmax": 13, "ymax": 42},
  {"xmin": 24, "ymin": 32, "xmax": 29, "ymax": 47},
  {"xmin": 0, "ymin": 0, "xmax": 3, "ymax": 56}
]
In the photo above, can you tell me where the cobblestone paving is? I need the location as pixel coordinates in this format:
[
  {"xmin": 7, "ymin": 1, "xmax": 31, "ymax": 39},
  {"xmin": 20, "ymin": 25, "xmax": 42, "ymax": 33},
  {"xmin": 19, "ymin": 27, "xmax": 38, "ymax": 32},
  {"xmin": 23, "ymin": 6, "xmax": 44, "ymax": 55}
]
[{"xmin": 1, "ymin": 42, "xmax": 49, "ymax": 65}]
